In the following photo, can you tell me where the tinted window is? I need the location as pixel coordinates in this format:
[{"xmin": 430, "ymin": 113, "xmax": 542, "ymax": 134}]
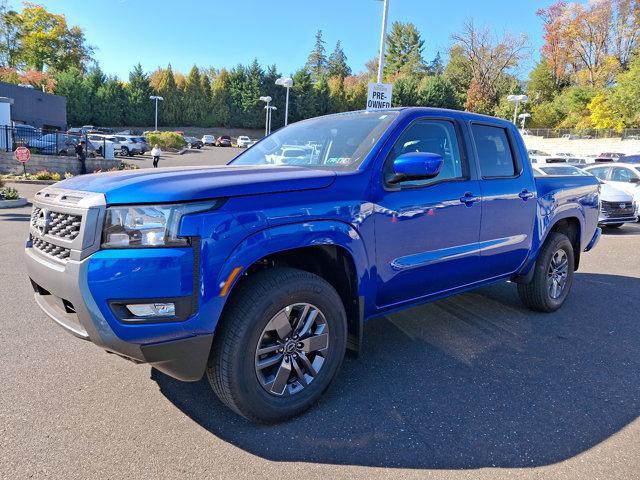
[
  {"xmin": 384, "ymin": 119, "xmax": 463, "ymax": 187},
  {"xmin": 587, "ymin": 166, "xmax": 609, "ymax": 180},
  {"xmin": 611, "ymin": 167, "xmax": 638, "ymax": 182},
  {"xmin": 472, "ymin": 124, "xmax": 517, "ymax": 177}
]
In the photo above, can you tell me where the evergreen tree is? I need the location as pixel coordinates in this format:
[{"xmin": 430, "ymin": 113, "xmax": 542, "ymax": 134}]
[
  {"xmin": 327, "ymin": 41, "xmax": 351, "ymax": 78},
  {"xmin": 211, "ymin": 69, "xmax": 232, "ymax": 127},
  {"xmin": 243, "ymin": 59, "xmax": 265, "ymax": 128},
  {"xmin": 227, "ymin": 64, "xmax": 248, "ymax": 127},
  {"xmin": 391, "ymin": 76, "xmax": 421, "ymax": 106},
  {"xmin": 183, "ymin": 66, "xmax": 206, "ymax": 126},
  {"xmin": 95, "ymin": 77, "xmax": 126, "ymax": 126},
  {"xmin": 84, "ymin": 65, "xmax": 105, "ymax": 124},
  {"xmin": 428, "ymin": 52, "xmax": 444, "ymax": 76},
  {"xmin": 385, "ymin": 21, "xmax": 426, "ymax": 78},
  {"xmin": 53, "ymin": 67, "xmax": 91, "ymax": 126},
  {"xmin": 290, "ymin": 68, "xmax": 316, "ymax": 122},
  {"xmin": 154, "ymin": 65, "xmax": 180, "ymax": 126},
  {"xmin": 199, "ymin": 72, "xmax": 214, "ymax": 126},
  {"xmin": 418, "ymin": 75, "xmax": 460, "ymax": 109},
  {"xmin": 305, "ymin": 30, "xmax": 328, "ymax": 80},
  {"xmin": 124, "ymin": 63, "xmax": 153, "ymax": 126},
  {"xmin": 313, "ymin": 75, "xmax": 331, "ymax": 115}
]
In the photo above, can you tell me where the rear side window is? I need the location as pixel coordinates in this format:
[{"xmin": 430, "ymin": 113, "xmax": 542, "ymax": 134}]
[
  {"xmin": 472, "ymin": 124, "xmax": 517, "ymax": 178},
  {"xmin": 611, "ymin": 167, "xmax": 638, "ymax": 182}
]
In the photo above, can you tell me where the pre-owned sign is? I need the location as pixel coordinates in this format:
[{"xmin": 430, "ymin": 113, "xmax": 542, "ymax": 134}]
[{"xmin": 367, "ymin": 82, "xmax": 393, "ymax": 110}]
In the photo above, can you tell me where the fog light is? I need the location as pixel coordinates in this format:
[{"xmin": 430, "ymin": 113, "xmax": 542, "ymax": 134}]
[{"xmin": 126, "ymin": 303, "xmax": 175, "ymax": 317}]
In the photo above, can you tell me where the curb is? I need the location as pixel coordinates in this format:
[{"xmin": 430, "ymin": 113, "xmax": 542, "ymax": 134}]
[
  {"xmin": 0, "ymin": 197, "xmax": 28, "ymax": 208},
  {"xmin": 2, "ymin": 179, "xmax": 56, "ymax": 185}
]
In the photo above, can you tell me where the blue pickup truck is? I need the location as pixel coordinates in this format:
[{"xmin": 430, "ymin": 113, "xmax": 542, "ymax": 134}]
[{"xmin": 25, "ymin": 108, "xmax": 601, "ymax": 422}]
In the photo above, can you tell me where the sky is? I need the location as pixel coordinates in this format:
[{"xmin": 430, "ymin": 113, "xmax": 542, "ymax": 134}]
[{"xmin": 8, "ymin": 0, "xmax": 560, "ymax": 79}]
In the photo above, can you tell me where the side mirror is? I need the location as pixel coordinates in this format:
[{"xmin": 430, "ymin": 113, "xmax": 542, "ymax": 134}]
[
  {"xmin": 388, "ymin": 152, "xmax": 444, "ymax": 184},
  {"xmin": 629, "ymin": 177, "xmax": 640, "ymax": 184}
]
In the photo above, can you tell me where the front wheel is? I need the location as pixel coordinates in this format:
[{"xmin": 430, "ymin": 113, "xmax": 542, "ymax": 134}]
[
  {"xmin": 121, "ymin": 146, "xmax": 129, "ymax": 156},
  {"xmin": 517, "ymin": 232, "xmax": 574, "ymax": 313},
  {"xmin": 207, "ymin": 268, "xmax": 347, "ymax": 423}
]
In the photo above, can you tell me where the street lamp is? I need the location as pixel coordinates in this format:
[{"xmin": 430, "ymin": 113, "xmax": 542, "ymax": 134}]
[
  {"xmin": 264, "ymin": 105, "xmax": 277, "ymax": 135},
  {"xmin": 259, "ymin": 96, "xmax": 272, "ymax": 137},
  {"xmin": 376, "ymin": 0, "xmax": 390, "ymax": 83},
  {"xmin": 149, "ymin": 95, "xmax": 164, "ymax": 131},
  {"xmin": 507, "ymin": 94, "xmax": 528, "ymax": 125},
  {"xmin": 275, "ymin": 77, "xmax": 293, "ymax": 126},
  {"xmin": 518, "ymin": 113, "xmax": 531, "ymax": 130}
]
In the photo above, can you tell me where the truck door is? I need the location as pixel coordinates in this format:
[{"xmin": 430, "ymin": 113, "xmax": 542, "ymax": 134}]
[
  {"xmin": 470, "ymin": 123, "xmax": 536, "ymax": 279},
  {"xmin": 373, "ymin": 118, "xmax": 483, "ymax": 308}
]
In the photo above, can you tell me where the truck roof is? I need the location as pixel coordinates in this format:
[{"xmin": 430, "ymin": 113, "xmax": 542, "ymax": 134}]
[{"xmin": 331, "ymin": 107, "xmax": 515, "ymax": 128}]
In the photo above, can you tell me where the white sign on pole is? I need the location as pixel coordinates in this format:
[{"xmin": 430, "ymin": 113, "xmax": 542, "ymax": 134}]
[{"xmin": 367, "ymin": 82, "xmax": 393, "ymax": 110}]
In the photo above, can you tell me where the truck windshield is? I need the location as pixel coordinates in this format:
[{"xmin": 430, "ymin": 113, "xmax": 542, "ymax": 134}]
[{"xmin": 230, "ymin": 111, "xmax": 398, "ymax": 171}]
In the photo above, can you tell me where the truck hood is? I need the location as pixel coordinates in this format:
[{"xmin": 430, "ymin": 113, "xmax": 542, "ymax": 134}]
[{"xmin": 54, "ymin": 165, "xmax": 337, "ymax": 204}]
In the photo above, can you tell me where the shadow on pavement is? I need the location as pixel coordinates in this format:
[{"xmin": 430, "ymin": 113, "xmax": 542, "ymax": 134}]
[
  {"xmin": 152, "ymin": 272, "xmax": 640, "ymax": 469},
  {"xmin": 0, "ymin": 212, "xmax": 31, "ymax": 221},
  {"xmin": 601, "ymin": 224, "xmax": 640, "ymax": 236}
]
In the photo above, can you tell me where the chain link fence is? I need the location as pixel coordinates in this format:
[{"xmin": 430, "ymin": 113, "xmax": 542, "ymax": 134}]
[
  {"xmin": 525, "ymin": 128, "xmax": 640, "ymax": 140},
  {"xmin": 0, "ymin": 125, "xmax": 96, "ymax": 156}
]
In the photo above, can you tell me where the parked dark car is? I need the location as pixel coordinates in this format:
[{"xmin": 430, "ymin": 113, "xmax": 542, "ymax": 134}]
[
  {"xmin": 30, "ymin": 133, "xmax": 97, "ymax": 157},
  {"xmin": 184, "ymin": 136, "xmax": 203, "ymax": 149},
  {"xmin": 215, "ymin": 135, "xmax": 232, "ymax": 147}
]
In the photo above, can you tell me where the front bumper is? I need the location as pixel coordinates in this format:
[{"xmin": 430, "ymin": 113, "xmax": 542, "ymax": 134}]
[
  {"xmin": 598, "ymin": 215, "xmax": 637, "ymax": 225},
  {"xmin": 24, "ymin": 188, "xmax": 214, "ymax": 381}
]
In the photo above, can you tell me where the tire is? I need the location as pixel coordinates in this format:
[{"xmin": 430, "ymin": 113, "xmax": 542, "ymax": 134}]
[
  {"xmin": 207, "ymin": 267, "xmax": 347, "ymax": 423},
  {"xmin": 58, "ymin": 150, "xmax": 67, "ymax": 156},
  {"xmin": 517, "ymin": 232, "xmax": 574, "ymax": 313},
  {"xmin": 121, "ymin": 146, "xmax": 129, "ymax": 156},
  {"xmin": 604, "ymin": 223, "xmax": 623, "ymax": 229}
]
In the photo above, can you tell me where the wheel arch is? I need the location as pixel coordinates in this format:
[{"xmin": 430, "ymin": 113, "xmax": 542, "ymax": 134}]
[{"xmin": 215, "ymin": 221, "xmax": 372, "ymax": 354}]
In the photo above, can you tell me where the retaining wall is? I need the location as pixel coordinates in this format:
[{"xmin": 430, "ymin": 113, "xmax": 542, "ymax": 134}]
[{"xmin": 0, "ymin": 151, "xmax": 119, "ymax": 175}]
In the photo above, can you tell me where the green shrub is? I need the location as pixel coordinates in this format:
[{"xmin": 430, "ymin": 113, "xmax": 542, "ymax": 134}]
[
  {"xmin": 64, "ymin": 172, "xmax": 74, "ymax": 179},
  {"xmin": 145, "ymin": 131, "xmax": 186, "ymax": 150},
  {"xmin": 0, "ymin": 187, "xmax": 19, "ymax": 200},
  {"xmin": 50, "ymin": 172, "xmax": 61, "ymax": 181},
  {"xmin": 34, "ymin": 170, "xmax": 54, "ymax": 180},
  {"xmin": 0, "ymin": 177, "xmax": 4, "ymax": 188}
]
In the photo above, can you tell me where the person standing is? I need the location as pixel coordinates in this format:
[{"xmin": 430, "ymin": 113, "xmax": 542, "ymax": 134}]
[
  {"xmin": 151, "ymin": 144, "xmax": 162, "ymax": 168},
  {"xmin": 75, "ymin": 140, "xmax": 87, "ymax": 175}
]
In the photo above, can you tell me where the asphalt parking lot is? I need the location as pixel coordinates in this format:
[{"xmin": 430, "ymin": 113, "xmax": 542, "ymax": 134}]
[
  {"xmin": 1, "ymin": 181, "xmax": 639, "ymax": 479},
  {"xmin": 124, "ymin": 145, "xmax": 243, "ymax": 168}
]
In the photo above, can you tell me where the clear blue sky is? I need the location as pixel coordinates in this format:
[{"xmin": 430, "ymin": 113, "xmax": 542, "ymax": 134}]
[{"xmin": 9, "ymin": 0, "xmax": 560, "ymax": 79}]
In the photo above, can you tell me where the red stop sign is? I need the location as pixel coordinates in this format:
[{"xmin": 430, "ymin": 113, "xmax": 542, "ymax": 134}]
[{"xmin": 15, "ymin": 146, "xmax": 31, "ymax": 163}]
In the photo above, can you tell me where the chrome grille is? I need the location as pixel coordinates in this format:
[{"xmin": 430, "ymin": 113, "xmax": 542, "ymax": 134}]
[
  {"xmin": 601, "ymin": 200, "xmax": 634, "ymax": 217},
  {"xmin": 31, "ymin": 207, "xmax": 82, "ymax": 240},
  {"xmin": 31, "ymin": 236, "xmax": 71, "ymax": 260}
]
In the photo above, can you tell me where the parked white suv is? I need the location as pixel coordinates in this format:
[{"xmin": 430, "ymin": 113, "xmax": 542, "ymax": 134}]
[
  {"xmin": 113, "ymin": 135, "xmax": 142, "ymax": 156},
  {"xmin": 88, "ymin": 134, "xmax": 122, "ymax": 156},
  {"xmin": 237, "ymin": 135, "xmax": 252, "ymax": 148},
  {"xmin": 201, "ymin": 134, "xmax": 215, "ymax": 146}
]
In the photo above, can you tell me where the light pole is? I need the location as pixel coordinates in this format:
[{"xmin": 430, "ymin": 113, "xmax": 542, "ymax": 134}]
[
  {"xmin": 265, "ymin": 105, "xmax": 277, "ymax": 135},
  {"xmin": 376, "ymin": 0, "xmax": 390, "ymax": 83},
  {"xmin": 507, "ymin": 94, "xmax": 528, "ymax": 125},
  {"xmin": 259, "ymin": 96, "xmax": 272, "ymax": 136},
  {"xmin": 518, "ymin": 113, "xmax": 531, "ymax": 130},
  {"xmin": 275, "ymin": 77, "xmax": 293, "ymax": 126},
  {"xmin": 149, "ymin": 95, "xmax": 164, "ymax": 131}
]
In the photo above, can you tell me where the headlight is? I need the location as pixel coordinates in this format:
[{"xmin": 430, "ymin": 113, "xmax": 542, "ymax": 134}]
[{"xmin": 102, "ymin": 201, "xmax": 218, "ymax": 248}]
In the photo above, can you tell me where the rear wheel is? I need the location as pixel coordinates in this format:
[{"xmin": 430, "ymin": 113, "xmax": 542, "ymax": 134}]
[
  {"xmin": 207, "ymin": 268, "xmax": 347, "ymax": 423},
  {"xmin": 517, "ymin": 232, "xmax": 574, "ymax": 313}
]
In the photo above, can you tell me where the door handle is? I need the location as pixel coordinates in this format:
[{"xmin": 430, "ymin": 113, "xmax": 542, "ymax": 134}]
[
  {"xmin": 459, "ymin": 192, "xmax": 480, "ymax": 206},
  {"xmin": 519, "ymin": 189, "xmax": 535, "ymax": 201}
]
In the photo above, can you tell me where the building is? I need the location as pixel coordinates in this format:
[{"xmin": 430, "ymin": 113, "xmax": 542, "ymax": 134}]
[{"xmin": 0, "ymin": 81, "xmax": 67, "ymax": 131}]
